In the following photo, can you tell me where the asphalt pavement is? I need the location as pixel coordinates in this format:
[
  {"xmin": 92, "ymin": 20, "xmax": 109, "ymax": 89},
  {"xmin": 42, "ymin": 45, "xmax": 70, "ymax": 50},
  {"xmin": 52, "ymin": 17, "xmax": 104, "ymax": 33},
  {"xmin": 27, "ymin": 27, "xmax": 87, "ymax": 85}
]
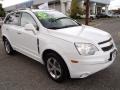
[{"xmin": 0, "ymin": 18, "xmax": 120, "ymax": 90}]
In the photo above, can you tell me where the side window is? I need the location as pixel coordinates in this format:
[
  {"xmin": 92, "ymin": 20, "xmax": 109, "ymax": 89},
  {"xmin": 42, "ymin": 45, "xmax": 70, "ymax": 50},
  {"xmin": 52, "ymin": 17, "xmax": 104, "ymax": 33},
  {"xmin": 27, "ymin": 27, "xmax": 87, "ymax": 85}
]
[
  {"xmin": 4, "ymin": 12, "xmax": 21, "ymax": 25},
  {"xmin": 12, "ymin": 12, "xmax": 21, "ymax": 25},
  {"xmin": 4, "ymin": 13, "xmax": 14, "ymax": 24},
  {"xmin": 21, "ymin": 12, "xmax": 37, "ymax": 28}
]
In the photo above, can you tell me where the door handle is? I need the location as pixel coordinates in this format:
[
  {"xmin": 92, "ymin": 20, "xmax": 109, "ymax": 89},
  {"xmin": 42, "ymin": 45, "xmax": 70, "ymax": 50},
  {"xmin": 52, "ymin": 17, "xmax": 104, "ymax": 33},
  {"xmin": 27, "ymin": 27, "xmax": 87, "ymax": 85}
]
[
  {"xmin": 6, "ymin": 28, "xmax": 9, "ymax": 31},
  {"xmin": 17, "ymin": 32, "xmax": 22, "ymax": 35}
]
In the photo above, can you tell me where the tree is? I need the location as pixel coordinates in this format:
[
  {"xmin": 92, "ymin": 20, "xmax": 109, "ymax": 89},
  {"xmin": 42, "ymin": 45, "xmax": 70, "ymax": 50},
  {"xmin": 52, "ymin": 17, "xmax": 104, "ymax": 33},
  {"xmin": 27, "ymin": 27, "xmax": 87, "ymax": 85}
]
[
  {"xmin": 0, "ymin": 4, "xmax": 5, "ymax": 17},
  {"xmin": 70, "ymin": 0, "xmax": 84, "ymax": 19},
  {"xmin": 85, "ymin": 0, "xmax": 90, "ymax": 25}
]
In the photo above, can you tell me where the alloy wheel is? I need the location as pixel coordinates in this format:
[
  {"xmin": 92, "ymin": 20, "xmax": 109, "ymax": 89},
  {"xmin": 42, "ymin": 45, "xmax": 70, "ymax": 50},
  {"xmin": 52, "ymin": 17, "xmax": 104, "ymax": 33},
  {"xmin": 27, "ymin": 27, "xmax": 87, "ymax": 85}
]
[
  {"xmin": 4, "ymin": 40, "xmax": 11, "ymax": 54},
  {"xmin": 47, "ymin": 57, "xmax": 62, "ymax": 79}
]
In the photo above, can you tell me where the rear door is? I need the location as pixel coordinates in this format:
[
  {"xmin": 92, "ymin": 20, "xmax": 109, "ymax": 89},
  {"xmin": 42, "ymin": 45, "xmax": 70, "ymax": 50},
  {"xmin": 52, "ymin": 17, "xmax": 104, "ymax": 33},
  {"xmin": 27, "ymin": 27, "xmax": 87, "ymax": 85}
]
[{"xmin": 3, "ymin": 12, "xmax": 21, "ymax": 48}]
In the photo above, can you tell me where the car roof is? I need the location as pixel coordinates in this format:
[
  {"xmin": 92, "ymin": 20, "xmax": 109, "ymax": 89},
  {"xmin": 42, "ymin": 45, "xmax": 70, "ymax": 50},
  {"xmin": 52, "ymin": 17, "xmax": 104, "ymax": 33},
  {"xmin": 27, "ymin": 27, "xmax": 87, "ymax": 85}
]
[
  {"xmin": 18, "ymin": 9, "xmax": 67, "ymax": 18},
  {"xmin": 18, "ymin": 9, "xmax": 59, "ymax": 13},
  {"xmin": 7, "ymin": 9, "xmax": 67, "ymax": 19}
]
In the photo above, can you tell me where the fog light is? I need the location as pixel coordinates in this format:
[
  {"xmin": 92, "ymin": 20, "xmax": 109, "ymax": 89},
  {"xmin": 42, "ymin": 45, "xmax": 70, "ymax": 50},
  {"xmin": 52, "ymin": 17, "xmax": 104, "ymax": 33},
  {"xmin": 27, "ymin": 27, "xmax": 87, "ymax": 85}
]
[{"xmin": 80, "ymin": 73, "xmax": 90, "ymax": 78}]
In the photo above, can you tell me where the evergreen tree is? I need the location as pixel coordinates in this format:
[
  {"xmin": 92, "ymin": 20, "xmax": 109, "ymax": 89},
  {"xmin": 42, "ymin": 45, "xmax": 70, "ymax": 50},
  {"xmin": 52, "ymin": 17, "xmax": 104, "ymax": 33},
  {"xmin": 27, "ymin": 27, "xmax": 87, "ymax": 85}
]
[
  {"xmin": 0, "ymin": 4, "xmax": 5, "ymax": 17},
  {"xmin": 70, "ymin": 0, "xmax": 84, "ymax": 19}
]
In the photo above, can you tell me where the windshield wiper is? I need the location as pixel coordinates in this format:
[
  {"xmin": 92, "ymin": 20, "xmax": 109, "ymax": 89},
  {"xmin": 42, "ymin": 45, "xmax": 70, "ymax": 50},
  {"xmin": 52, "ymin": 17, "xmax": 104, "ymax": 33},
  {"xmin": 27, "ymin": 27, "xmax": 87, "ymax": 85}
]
[
  {"xmin": 49, "ymin": 25, "xmax": 79, "ymax": 29},
  {"xmin": 55, "ymin": 17, "xmax": 69, "ymax": 21},
  {"xmin": 48, "ymin": 27, "xmax": 60, "ymax": 29},
  {"xmin": 59, "ymin": 25, "xmax": 79, "ymax": 29}
]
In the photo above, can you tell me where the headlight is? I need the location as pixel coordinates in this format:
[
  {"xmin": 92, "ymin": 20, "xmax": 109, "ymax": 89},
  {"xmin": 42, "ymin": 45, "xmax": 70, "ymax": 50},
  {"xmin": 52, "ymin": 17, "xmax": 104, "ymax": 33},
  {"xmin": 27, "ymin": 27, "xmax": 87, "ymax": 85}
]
[{"xmin": 75, "ymin": 43, "xmax": 99, "ymax": 56}]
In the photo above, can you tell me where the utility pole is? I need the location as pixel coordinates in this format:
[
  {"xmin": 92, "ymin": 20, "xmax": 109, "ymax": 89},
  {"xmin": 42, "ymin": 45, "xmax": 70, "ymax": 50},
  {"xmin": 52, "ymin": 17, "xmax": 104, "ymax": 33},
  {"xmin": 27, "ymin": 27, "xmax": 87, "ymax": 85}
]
[{"xmin": 85, "ymin": 0, "xmax": 90, "ymax": 25}]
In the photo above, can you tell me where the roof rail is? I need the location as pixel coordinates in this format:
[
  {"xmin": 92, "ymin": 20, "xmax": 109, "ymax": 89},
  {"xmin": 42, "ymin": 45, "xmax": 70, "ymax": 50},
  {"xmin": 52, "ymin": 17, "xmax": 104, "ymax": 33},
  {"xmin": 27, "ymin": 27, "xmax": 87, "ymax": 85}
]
[
  {"xmin": 9, "ymin": 8, "xmax": 57, "ymax": 13},
  {"xmin": 17, "ymin": 8, "xmax": 32, "ymax": 11},
  {"xmin": 10, "ymin": 8, "xmax": 32, "ymax": 13}
]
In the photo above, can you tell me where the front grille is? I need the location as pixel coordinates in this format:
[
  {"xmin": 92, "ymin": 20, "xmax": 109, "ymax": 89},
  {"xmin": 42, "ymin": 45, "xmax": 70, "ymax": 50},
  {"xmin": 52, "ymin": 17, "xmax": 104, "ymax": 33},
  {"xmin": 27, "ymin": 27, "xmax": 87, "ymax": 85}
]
[
  {"xmin": 102, "ymin": 44, "xmax": 113, "ymax": 51},
  {"xmin": 98, "ymin": 38, "xmax": 112, "ymax": 45},
  {"xmin": 98, "ymin": 38, "xmax": 114, "ymax": 52}
]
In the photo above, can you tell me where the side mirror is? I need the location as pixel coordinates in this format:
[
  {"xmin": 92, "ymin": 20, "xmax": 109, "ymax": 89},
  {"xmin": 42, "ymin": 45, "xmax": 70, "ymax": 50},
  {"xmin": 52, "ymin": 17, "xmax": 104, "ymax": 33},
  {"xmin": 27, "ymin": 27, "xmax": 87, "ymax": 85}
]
[{"xmin": 24, "ymin": 23, "xmax": 37, "ymax": 35}]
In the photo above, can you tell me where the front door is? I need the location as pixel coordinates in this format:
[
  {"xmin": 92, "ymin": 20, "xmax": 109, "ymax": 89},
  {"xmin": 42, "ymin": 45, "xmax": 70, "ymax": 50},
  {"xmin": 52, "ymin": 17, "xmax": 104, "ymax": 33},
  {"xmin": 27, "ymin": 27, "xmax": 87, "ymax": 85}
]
[{"xmin": 18, "ymin": 12, "xmax": 40, "ymax": 58}]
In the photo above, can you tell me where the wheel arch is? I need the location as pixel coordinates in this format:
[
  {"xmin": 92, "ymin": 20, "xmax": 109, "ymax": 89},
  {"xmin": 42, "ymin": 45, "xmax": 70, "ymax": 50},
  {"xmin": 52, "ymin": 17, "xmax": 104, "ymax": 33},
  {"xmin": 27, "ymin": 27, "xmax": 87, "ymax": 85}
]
[
  {"xmin": 2, "ymin": 35, "xmax": 7, "ymax": 41},
  {"xmin": 2, "ymin": 35, "xmax": 12, "ymax": 45},
  {"xmin": 42, "ymin": 49, "xmax": 70, "ymax": 78}
]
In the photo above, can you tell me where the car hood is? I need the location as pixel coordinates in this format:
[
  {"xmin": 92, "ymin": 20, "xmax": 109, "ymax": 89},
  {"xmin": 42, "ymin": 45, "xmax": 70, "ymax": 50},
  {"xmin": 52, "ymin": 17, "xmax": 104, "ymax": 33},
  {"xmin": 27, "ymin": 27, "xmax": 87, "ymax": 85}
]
[{"xmin": 48, "ymin": 25, "xmax": 111, "ymax": 44}]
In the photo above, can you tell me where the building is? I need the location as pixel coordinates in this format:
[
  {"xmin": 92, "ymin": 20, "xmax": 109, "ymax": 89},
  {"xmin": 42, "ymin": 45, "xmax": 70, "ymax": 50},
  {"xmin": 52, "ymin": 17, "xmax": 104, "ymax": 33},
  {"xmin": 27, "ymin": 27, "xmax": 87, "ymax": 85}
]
[
  {"xmin": 33, "ymin": 0, "xmax": 62, "ymax": 12},
  {"xmin": 33, "ymin": 0, "xmax": 111, "ymax": 15},
  {"xmin": 4, "ymin": 0, "xmax": 33, "ymax": 12},
  {"xmin": 4, "ymin": 0, "xmax": 111, "ymax": 15},
  {"xmin": 90, "ymin": 0, "xmax": 111, "ymax": 14}
]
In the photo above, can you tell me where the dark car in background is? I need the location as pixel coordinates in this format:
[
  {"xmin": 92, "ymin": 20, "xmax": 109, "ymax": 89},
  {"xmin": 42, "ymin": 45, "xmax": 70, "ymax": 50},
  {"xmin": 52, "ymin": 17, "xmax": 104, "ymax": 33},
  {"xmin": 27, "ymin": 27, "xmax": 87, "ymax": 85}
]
[{"xmin": 96, "ymin": 13, "xmax": 111, "ymax": 19}]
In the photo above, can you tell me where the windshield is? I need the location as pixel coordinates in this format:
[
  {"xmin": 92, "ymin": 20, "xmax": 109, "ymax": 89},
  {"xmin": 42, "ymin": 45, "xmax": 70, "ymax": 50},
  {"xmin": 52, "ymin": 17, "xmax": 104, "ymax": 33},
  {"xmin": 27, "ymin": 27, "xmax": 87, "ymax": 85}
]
[{"xmin": 34, "ymin": 11, "xmax": 80, "ymax": 29}]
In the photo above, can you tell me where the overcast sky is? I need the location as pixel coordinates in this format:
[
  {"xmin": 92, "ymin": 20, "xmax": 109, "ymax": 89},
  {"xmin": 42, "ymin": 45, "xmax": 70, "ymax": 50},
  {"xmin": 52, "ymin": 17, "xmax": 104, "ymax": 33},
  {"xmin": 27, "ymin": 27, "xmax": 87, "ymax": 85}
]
[
  {"xmin": 109, "ymin": 0, "xmax": 120, "ymax": 9},
  {"xmin": 1, "ymin": 0, "xmax": 29, "ymax": 7},
  {"xmin": 0, "ymin": 0, "xmax": 120, "ymax": 10}
]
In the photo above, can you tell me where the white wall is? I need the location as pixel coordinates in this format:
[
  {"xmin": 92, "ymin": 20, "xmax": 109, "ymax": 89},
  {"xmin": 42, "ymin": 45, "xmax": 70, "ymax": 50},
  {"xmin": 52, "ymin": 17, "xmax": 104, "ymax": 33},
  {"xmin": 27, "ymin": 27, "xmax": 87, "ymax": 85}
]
[
  {"xmin": 49, "ymin": 3, "xmax": 61, "ymax": 11},
  {"xmin": 33, "ymin": 0, "xmax": 54, "ymax": 5},
  {"xmin": 90, "ymin": 0, "xmax": 110, "ymax": 5},
  {"xmin": 60, "ymin": 0, "xmax": 71, "ymax": 2},
  {"xmin": 33, "ymin": 0, "xmax": 111, "ymax": 6}
]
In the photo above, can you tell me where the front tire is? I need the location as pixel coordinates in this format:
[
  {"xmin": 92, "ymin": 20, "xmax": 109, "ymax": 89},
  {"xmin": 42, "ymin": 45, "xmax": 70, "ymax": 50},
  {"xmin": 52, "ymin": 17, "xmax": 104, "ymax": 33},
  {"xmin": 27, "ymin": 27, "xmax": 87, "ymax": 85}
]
[
  {"xmin": 45, "ymin": 53, "xmax": 69, "ymax": 82},
  {"xmin": 3, "ymin": 39, "xmax": 14, "ymax": 55}
]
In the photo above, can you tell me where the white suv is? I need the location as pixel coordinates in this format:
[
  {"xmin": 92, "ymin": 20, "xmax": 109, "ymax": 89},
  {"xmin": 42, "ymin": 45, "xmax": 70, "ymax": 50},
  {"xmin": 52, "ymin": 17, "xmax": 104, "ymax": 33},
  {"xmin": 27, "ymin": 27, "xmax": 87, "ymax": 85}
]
[{"xmin": 1, "ymin": 9, "xmax": 117, "ymax": 82}]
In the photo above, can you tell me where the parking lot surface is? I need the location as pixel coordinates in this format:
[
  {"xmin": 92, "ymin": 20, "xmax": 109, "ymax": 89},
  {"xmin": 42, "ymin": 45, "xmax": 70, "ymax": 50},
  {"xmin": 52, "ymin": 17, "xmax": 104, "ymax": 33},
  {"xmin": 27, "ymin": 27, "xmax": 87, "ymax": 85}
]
[{"xmin": 0, "ymin": 18, "xmax": 120, "ymax": 90}]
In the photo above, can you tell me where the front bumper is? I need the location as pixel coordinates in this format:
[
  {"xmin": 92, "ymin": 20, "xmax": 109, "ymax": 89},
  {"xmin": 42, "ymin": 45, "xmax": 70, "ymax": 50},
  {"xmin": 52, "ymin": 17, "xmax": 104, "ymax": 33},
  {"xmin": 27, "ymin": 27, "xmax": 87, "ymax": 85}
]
[{"xmin": 69, "ymin": 49, "xmax": 117, "ymax": 78}]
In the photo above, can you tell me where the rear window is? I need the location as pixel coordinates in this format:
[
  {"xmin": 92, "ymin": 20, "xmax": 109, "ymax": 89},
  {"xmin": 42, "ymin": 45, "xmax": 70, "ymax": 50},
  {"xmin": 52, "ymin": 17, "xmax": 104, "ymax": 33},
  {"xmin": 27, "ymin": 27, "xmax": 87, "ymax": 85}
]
[{"xmin": 4, "ymin": 12, "xmax": 21, "ymax": 25}]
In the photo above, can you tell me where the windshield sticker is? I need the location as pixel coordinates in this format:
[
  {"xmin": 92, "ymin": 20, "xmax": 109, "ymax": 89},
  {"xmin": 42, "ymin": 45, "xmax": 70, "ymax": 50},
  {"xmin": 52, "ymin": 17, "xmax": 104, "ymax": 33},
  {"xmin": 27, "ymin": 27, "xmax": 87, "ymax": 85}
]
[{"xmin": 36, "ymin": 12, "xmax": 49, "ymax": 19}]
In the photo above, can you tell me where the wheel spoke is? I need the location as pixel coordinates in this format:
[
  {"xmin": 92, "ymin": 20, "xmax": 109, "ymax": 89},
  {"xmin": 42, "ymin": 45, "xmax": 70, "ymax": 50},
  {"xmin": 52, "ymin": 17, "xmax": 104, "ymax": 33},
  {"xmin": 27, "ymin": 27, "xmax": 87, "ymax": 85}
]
[
  {"xmin": 5, "ymin": 41, "xmax": 10, "ymax": 53},
  {"xmin": 48, "ymin": 60, "xmax": 53, "ymax": 66},
  {"xmin": 53, "ymin": 58, "xmax": 57, "ymax": 65},
  {"xmin": 48, "ymin": 67, "xmax": 54, "ymax": 72},
  {"xmin": 47, "ymin": 57, "xmax": 62, "ymax": 79},
  {"xmin": 56, "ymin": 67, "xmax": 61, "ymax": 73},
  {"xmin": 54, "ymin": 70, "xmax": 57, "ymax": 79}
]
